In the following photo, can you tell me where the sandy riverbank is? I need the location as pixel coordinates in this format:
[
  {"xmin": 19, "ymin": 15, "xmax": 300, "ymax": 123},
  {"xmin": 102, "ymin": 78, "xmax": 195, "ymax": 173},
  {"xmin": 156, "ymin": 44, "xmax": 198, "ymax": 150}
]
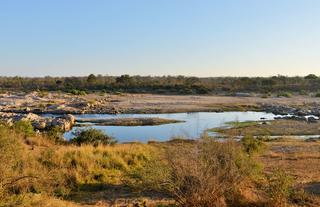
[{"xmin": 1, "ymin": 92, "xmax": 320, "ymax": 114}]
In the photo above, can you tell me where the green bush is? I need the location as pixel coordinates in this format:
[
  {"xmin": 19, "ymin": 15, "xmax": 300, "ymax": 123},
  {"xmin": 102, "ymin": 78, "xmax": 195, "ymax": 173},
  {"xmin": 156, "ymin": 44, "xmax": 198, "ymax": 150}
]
[
  {"xmin": 71, "ymin": 128, "xmax": 117, "ymax": 146},
  {"xmin": 241, "ymin": 135, "xmax": 266, "ymax": 156},
  {"xmin": 46, "ymin": 126, "xmax": 65, "ymax": 143},
  {"xmin": 13, "ymin": 120, "xmax": 34, "ymax": 137},
  {"xmin": 68, "ymin": 89, "xmax": 87, "ymax": 95},
  {"xmin": 277, "ymin": 92, "xmax": 292, "ymax": 98},
  {"xmin": 315, "ymin": 92, "xmax": 320, "ymax": 97}
]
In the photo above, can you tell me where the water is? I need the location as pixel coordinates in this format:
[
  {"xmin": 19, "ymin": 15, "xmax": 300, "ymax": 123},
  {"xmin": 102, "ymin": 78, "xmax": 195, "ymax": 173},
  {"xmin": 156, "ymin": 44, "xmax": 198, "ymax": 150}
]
[{"xmin": 63, "ymin": 111, "xmax": 276, "ymax": 143}]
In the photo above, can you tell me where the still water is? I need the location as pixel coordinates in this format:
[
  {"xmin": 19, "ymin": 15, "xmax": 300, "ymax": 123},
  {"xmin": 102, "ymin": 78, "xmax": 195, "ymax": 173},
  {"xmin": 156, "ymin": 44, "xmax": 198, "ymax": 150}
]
[{"xmin": 63, "ymin": 111, "xmax": 276, "ymax": 143}]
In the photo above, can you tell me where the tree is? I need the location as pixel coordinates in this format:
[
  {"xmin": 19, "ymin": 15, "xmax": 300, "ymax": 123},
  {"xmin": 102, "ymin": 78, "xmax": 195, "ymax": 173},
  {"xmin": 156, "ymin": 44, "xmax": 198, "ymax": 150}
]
[
  {"xmin": 305, "ymin": 74, "xmax": 318, "ymax": 80},
  {"xmin": 87, "ymin": 74, "xmax": 97, "ymax": 83}
]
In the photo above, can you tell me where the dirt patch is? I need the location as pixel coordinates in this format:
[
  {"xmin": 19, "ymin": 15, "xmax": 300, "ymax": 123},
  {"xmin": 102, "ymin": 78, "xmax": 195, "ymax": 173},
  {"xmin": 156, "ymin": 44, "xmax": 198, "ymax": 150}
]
[{"xmin": 259, "ymin": 140, "xmax": 320, "ymax": 184}]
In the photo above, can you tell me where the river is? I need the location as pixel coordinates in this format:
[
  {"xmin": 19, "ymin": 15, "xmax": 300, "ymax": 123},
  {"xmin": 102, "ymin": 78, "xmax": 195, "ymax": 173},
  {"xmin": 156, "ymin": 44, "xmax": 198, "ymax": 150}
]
[{"xmin": 63, "ymin": 111, "xmax": 276, "ymax": 142}]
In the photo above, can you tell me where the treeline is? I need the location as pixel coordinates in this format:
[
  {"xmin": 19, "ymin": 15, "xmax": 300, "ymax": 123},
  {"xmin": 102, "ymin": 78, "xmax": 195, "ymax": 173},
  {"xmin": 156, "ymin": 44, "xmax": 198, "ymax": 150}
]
[{"xmin": 0, "ymin": 74, "xmax": 320, "ymax": 94}]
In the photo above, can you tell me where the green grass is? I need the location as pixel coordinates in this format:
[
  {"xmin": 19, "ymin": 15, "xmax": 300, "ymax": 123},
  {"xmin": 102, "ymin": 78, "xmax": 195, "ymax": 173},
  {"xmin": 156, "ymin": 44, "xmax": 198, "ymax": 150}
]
[{"xmin": 226, "ymin": 121, "xmax": 259, "ymax": 128}]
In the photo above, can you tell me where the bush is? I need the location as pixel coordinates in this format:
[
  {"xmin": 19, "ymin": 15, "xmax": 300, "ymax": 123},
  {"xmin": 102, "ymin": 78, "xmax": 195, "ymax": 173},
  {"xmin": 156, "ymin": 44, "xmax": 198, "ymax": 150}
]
[
  {"xmin": 241, "ymin": 135, "xmax": 266, "ymax": 156},
  {"xmin": 132, "ymin": 139, "xmax": 261, "ymax": 207},
  {"xmin": 315, "ymin": 92, "xmax": 320, "ymax": 97},
  {"xmin": 266, "ymin": 169, "xmax": 293, "ymax": 207},
  {"xmin": 168, "ymin": 140, "xmax": 261, "ymax": 206},
  {"xmin": 68, "ymin": 89, "xmax": 87, "ymax": 95},
  {"xmin": 277, "ymin": 92, "xmax": 292, "ymax": 98},
  {"xmin": 71, "ymin": 128, "xmax": 117, "ymax": 146},
  {"xmin": 13, "ymin": 120, "xmax": 34, "ymax": 137},
  {"xmin": 46, "ymin": 126, "xmax": 65, "ymax": 143}
]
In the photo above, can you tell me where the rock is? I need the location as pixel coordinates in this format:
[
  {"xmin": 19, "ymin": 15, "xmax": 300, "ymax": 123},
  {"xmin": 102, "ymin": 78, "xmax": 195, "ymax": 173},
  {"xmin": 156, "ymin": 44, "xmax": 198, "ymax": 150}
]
[
  {"xmin": 111, "ymin": 106, "xmax": 120, "ymax": 114},
  {"xmin": 0, "ymin": 112, "xmax": 74, "ymax": 132},
  {"xmin": 24, "ymin": 107, "xmax": 31, "ymax": 112},
  {"xmin": 307, "ymin": 117, "xmax": 318, "ymax": 123},
  {"xmin": 51, "ymin": 116, "xmax": 75, "ymax": 131},
  {"xmin": 33, "ymin": 120, "xmax": 47, "ymax": 130},
  {"xmin": 20, "ymin": 113, "xmax": 40, "ymax": 122},
  {"xmin": 63, "ymin": 114, "xmax": 76, "ymax": 125},
  {"xmin": 295, "ymin": 109, "xmax": 309, "ymax": 116},
  {"xmin": 235, "ymin": 92, "xmax": 252, "ymax": 97}
]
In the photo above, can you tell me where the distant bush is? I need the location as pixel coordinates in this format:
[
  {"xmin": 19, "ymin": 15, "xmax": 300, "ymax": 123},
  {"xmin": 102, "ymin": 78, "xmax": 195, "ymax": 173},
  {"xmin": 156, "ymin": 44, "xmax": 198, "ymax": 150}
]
[
  {"xmin": 299, "ymin": 90, "xmax": 308, "ymax": 95},
  {"xmin": 304, "ymin": 74, "xmax": 318, "ymax": 80},
  {"xmin": 277, "ymin": 92, "xmax": 292, "ymax": 98},
  {"xmin": 2, "ymin": 74, "xmax": 320, "ymax": 95},
  {"xmin": 261, "ymin": 92, "xmax": 271, "ymax": 98},
  {"xmin": 68, "ymin": 89, "xmax": 87, "ymax": 95},
  {"xmin": 71, "ymin": 128, "xmax": 117, "ymax": 146},
  {"xmin": 315, "ymin": 92, "xmax": 320, "ymax": 97}
]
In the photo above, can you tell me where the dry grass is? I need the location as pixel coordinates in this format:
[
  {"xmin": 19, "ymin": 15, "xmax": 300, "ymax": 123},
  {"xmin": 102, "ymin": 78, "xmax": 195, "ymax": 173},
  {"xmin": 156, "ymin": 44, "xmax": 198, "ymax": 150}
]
[
  {"xmin": 1, "ymin": 122, "xmax": 320, "ymax": 206},
  {"xmin": 259, "ymin": 139, "xmax": 320, "ymax": 206}
]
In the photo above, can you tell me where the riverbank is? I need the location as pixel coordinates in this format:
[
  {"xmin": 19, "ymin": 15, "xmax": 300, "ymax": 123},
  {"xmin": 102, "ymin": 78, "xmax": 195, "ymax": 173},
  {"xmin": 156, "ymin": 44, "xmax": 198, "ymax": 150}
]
[
  {"xmin": 1, "ymin": 92, "xmax": 320, "ymax": 115},
  {"xmin": 210, "ymin": 119, "xmax": 320, "ymax": 137}
]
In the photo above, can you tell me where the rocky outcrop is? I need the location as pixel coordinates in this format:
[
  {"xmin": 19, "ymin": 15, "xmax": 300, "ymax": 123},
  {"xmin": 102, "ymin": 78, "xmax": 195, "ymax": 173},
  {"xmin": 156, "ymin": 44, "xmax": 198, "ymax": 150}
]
[
  {"xmin": 0, "ymin": 112, "xmax": 75, "ymax": 131},
  {"xmin": 263, "ymin": 104, "xmax": 296, "ymax": 115},
  {"xmin": 263, "ymin": 104, "xmax": 319, "ymax": 116},
  {"xmin": 263, "ymin": 104, "xmax": 320, "ymax": 123}
]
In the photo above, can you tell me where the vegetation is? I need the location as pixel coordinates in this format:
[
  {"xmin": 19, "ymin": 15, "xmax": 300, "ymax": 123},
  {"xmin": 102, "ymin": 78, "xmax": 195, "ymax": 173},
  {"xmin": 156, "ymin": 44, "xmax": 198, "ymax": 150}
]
[
  {"xmin": 241, "ymin": 135, "xmax": 266, "ymax": 155},
  {"xmin": 160, "ymin": 140, "xmax": 260, "ymax": 206},
  {"xmin": 266, "ymin": 169, "xmax": 294, "ymax": 207},
  {"xmin": 1, "ymin": 74, "xmax": 320, "ymax": 94},
  {"xmin": 71, "ymin": 128, "xmax": 117, "ymax": 146},
  {"xmin": 13, "ymin": 120, "xmax": 35, "ymax": 137},
  {"xmin": 0, "ymin": 123, "xmax": 319, "ymax": 206}
]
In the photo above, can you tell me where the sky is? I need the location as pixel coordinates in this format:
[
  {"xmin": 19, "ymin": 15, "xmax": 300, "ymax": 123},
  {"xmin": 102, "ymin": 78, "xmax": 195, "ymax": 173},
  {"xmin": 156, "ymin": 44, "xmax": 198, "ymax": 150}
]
[{"xmin": 0, "ymin": 0, "xmax": 319, "ymax": 77}]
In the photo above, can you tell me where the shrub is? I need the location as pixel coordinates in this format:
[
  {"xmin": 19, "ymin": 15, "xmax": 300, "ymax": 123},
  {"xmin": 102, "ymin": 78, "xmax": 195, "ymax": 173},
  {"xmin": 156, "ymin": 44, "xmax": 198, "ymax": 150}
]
[
  {"xmin": 315, "ymin": 92, "xmax": 320, "ymax": 97},
  {"xmin": 133, "ymin": 139, "xmax": 261, "ymax": 207},
  {"xmin": 13, "ymin": 120, "xmax": 34, "ymax": 137},
  {"xmin": 68, "ymin": 89, "xmax": 87, "ymax": 95},
  {"xmin": 241, "ymin": 135, "xmax": 266, "ymax": 156},
  {"xmin": 277, "ymin": 92, "xmax": 292, "ymax": 98},
  {"xmin": 46, "ymin": 126, "xmax": 65, "ymax": 143},
  {"xmin": 266, "ymin": 169, "xmax": 293, "ymax": 207},
  {"xmin": 71, "ymin": 128, "xmax": 117, "ymax": 146},
  {"xmin": 168, "ymin": 140, "xmax": 261, "ymax": 206}
]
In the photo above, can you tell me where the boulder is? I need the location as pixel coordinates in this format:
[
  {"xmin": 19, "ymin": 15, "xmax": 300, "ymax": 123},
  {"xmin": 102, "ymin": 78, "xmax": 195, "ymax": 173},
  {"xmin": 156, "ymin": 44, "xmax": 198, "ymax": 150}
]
[
  {"xmin": 63, "ymin": 114, "xmax": 76, "ymax": 125},
  {"xmin": 307, "ymin": 117, "xmax": 318, "ymax": 123},
  {"xmin": 51, "ymin": 117, "xmax": 73, "ymax": 131},
  {"xmin": 33, "ymin": 120, "xmax": 47, "ymax": 130}
]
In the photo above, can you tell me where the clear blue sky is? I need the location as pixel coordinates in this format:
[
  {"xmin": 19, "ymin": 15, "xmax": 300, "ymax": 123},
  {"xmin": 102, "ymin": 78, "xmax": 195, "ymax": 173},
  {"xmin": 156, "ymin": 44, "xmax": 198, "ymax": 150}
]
[{"xmin": 0, "ymin": 0, "xmax": 319, "ymax": 77}]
